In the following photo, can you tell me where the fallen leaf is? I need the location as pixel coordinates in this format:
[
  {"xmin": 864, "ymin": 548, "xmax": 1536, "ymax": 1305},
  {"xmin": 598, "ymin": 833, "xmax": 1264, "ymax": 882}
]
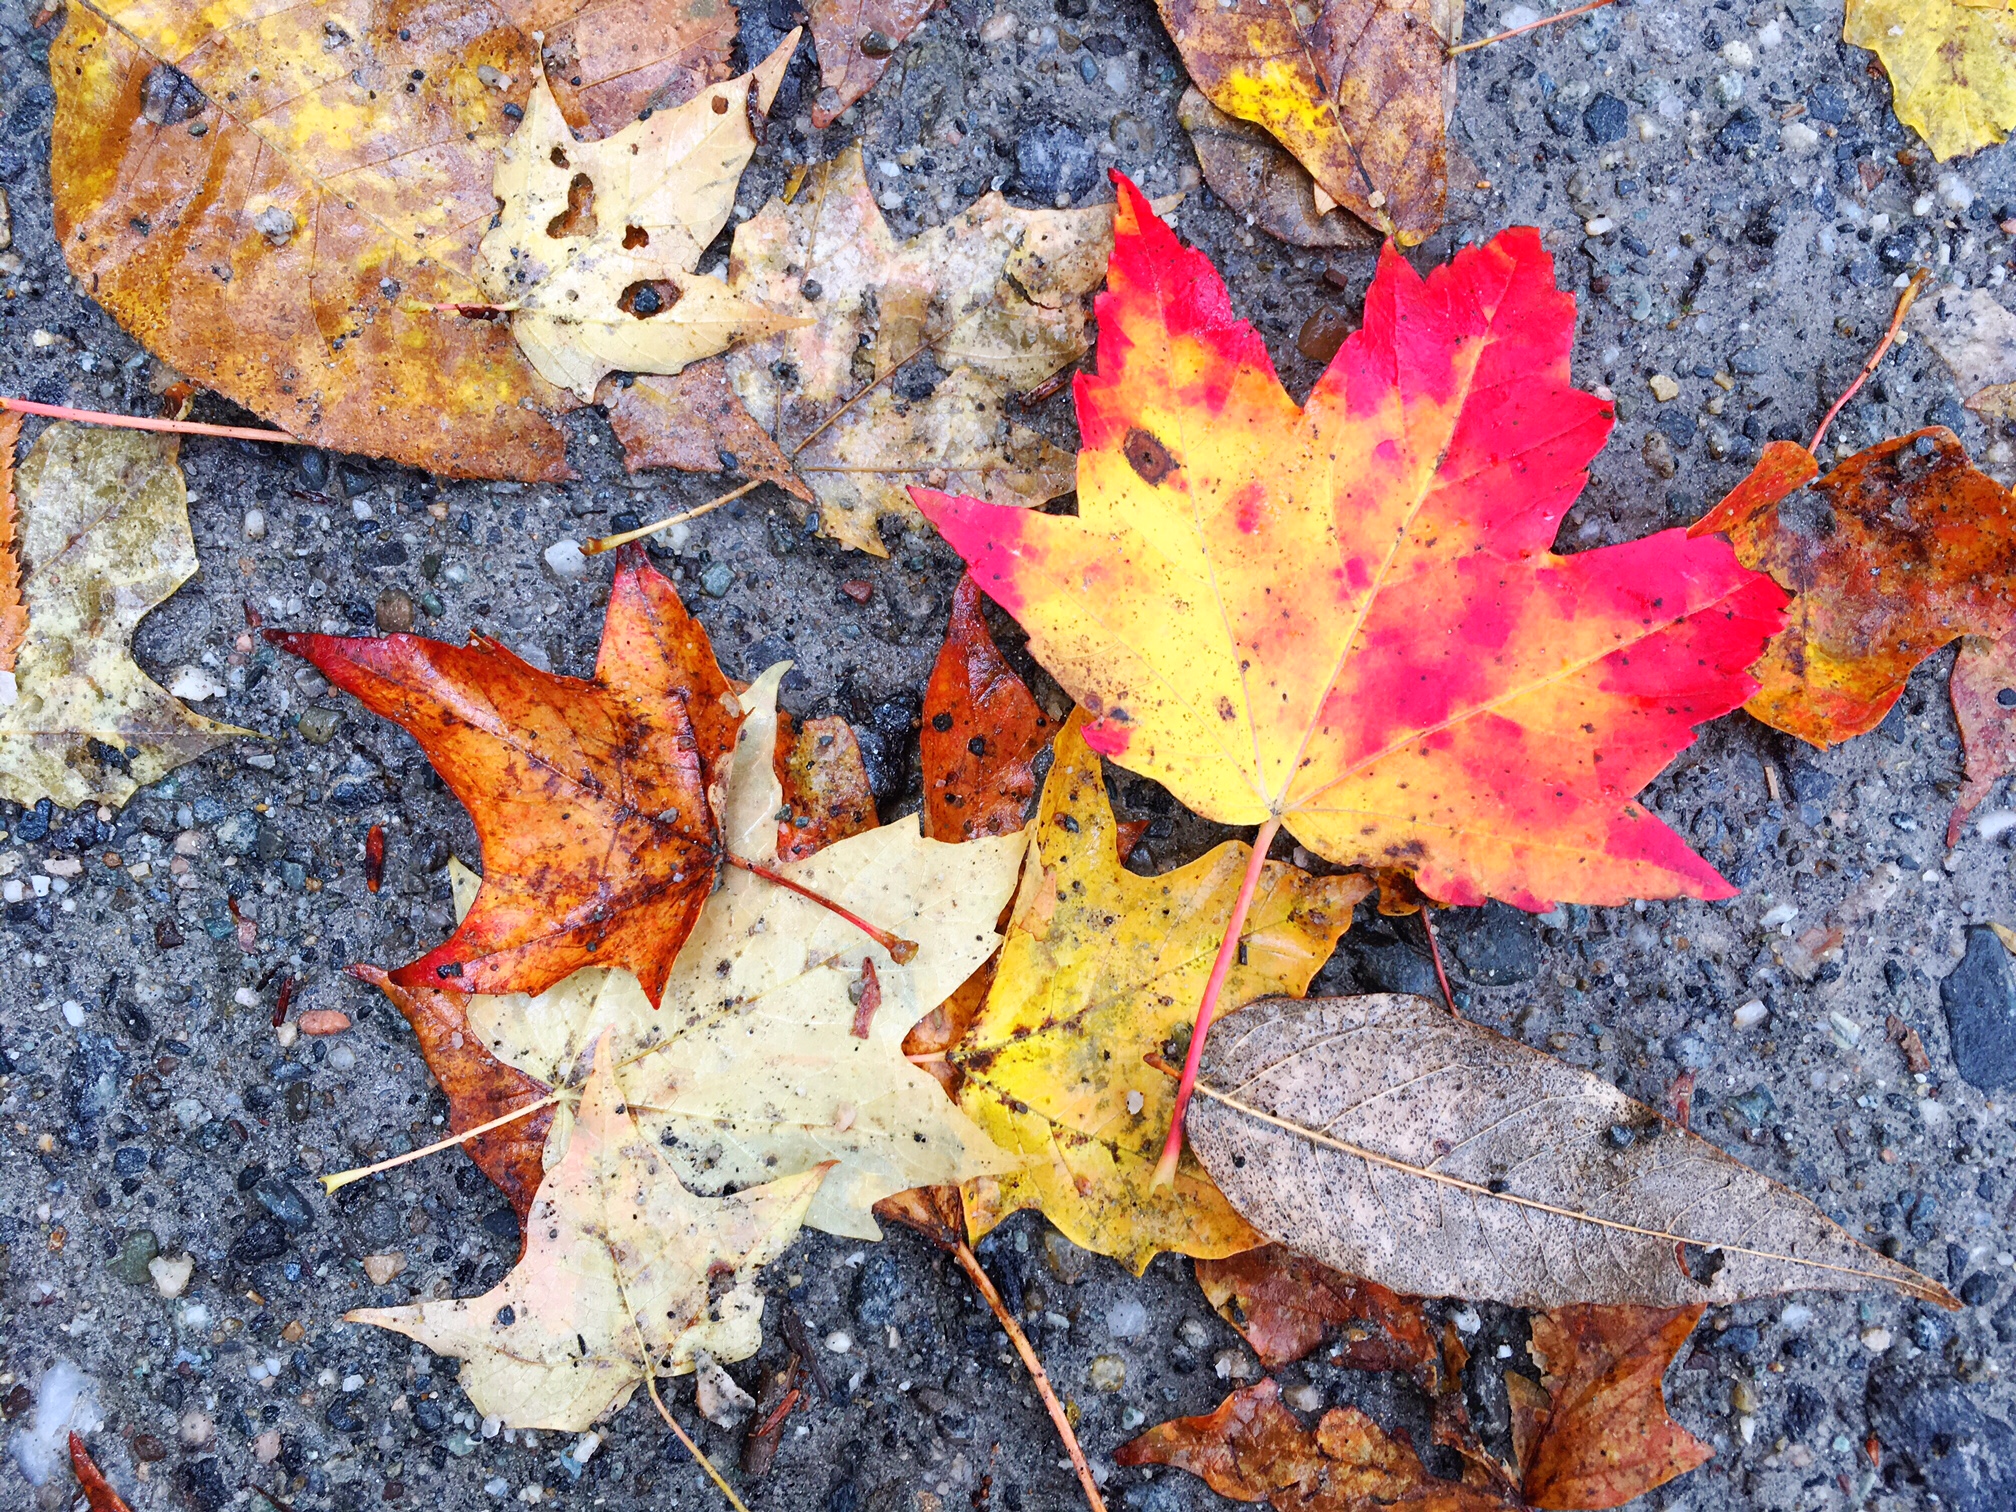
[
  {"xmin": 1116, "ymin": 1377, "xmax": 1516, "ymax": 1510},
  {"xmin": 1691, "ymin": 429, "xmax": 2016, "ymax": 748},
  {"xmin": 919, "ymin": 187, "xmax": 1785, "ymax": 911},
  {"xmin": 68, "ymin": 1433, "xmax": 133, "ymax": 1512},
  {"xmin": 0, "ymin": 412, "xmax": 24, "ymax": 673},
  {"xmin": 600, "ymin": 361, "xmax": 811, "ymax": 501},
  {"xmin": 1177, "ymin": 88, "xmax": 1381, "ymax": 251},
  {"xmin": 1515, "ymin": 1306, "xmax": 1710, "ymax": 1510},
  {"xmin": 453, "ymin": 666, "xmax": 1026, "ymax": 1239},
  {"xmin": 277, "ymin": 545, "xmax": 735, "ymax": 1003},
  {"xmin": 51, "ymin": 0, "xmax": 742, "ymax": 475},
  {"xmin": 953, "ymin": 711, "xmax": 1369, "ymax": 1272},
  {"xmin": 921, "ymin": 575, "xmax": 1055, "ymax": 842},
  {"xmin": 1194, "ymin": 1245, "xmax": 1438, "ymax": 1376},
  {"xmin": 0, "ymin": 423, "xmax": 251, "ymax": 810},
  {"xmin": 1845, "ymin": 0, "xmax": 2016, "ymax": 161},
  {"xmin": 1949, "ymin": 633, "xmax": 2016, "ymax": 844},
  {"xmin": 352, "ymin": 1033, "xmax": 825, "ymax": 1430},
  {"xmin": 617, "ymin": 145, "xmax": 1115, "ymax": 555},
  {"xmin": 1157, "ymin": 0, "xmax": 1462, "ymax": 244},
  {"xmin": 775, "ymin": 709, "xmax": 879, "ymax": 860},
  {"xmin": 1185, "ymin": 994, "xmax": 1958, "ymax": 1310},
  {"xmin": 809, "ymin": 0, "xmax": 941, "ymax": 127},
  {"xmin": 1911, "ymin": 286, "xmax": 2016, "ymax": 409},
  {"xmin": 479, "ymin": 36, "xmax": 804, "ymax": 400}
]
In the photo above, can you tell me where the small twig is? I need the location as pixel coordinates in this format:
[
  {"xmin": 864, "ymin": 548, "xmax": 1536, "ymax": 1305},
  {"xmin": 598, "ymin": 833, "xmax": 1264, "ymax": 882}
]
[
  {"xmin": 1418, "ymin": 907, "xmax": 1458, "ymax": 1016},
  {"xmin": 783, "ymin": 344, "xmax": 926, "ymax": 460},
  {"xmin": 0, "ymin": 395, "xmax": 306, "ymax": 446},
  {"xmin": 952, "ymin": 1239, "xmax": 1109, "ymax": 1512},
  {"xmin": 318, "ymin": 1092, "xmax": 562, "ymax": 1196},
  {"xmin": 1448, "ymin": 0, "xmax": 1618, "ymax": 55},
  {"xmin": 1152, "ymin": 815, "xmax": 1281, "ymax": 1188},
  {"xmin": 583, "ymin": 479, "xmax": 765, "ymax": 554},
  {"xmin": 726, "ymin": 853, "xmax": 919, "ymax": 962},
  {"xmin": 1809, "ymin": 268, "xmax": 1929, "ymax": 455}
]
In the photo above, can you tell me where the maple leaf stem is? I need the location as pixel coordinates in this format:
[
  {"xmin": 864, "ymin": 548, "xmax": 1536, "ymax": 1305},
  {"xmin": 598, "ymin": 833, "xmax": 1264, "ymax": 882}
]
[
  {"xmin": 1808, "ymin": 268, "xmax": 1929, "ymax": 455},
  {"xmin": 950, "ymin": 1238, "xmax": 1110, "ymax": 1512},
  {"xmin": 1417, "ymin": 906, "xmax": 1459, "ymax": 1016},
  {"xmin": 317, "ymin": 1091, "xmax": 563, "ymax": 1196},
  {"xmin": 1151, "ymin": 815, "xmax": 1281, "ymax": 1190},
  {"xmin": 785, "ymin": 343, "xmax": 926, "ymax": 460},
  {"xmin": 638, "ymin": 1355, "xmax": 752, "ymax": 1512},
  {"xmin": 0, "ymin": 395, "xmax": 307, "ymax": 446},
  {"xmin": 726, "ymin": 853, "xmax": 920, "ymax": 962},
  {"xmin": 583, "ymin": 479, "xmax": 764, "ymax": 554},
  {"xmin": 1446, "ymin": 0, "xmax": 1617, "ymax": 55}
]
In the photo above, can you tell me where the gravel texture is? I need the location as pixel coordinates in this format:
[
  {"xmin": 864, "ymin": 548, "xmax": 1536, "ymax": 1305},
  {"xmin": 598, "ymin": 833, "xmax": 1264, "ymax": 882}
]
[{"xmin": 5, "ymin": 1, "xmax": 2016, "ymax": 1509}]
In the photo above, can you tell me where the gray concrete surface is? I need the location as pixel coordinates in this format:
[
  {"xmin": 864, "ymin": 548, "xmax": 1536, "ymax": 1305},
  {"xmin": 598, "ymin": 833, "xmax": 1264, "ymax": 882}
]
[{"xmin": 4, "ymin": 0, "xmax": 2016, "ymax": 1508}]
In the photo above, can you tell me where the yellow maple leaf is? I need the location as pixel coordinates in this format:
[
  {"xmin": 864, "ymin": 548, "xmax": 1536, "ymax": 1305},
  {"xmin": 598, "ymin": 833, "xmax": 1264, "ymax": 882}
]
[
  {"xmin": 1846, "ymin": 0, "xmax": 2016, "ymax": 161},
  {"xmin": 954, "ymin": 711, "xmax": 1369, "ymax": 1272}
]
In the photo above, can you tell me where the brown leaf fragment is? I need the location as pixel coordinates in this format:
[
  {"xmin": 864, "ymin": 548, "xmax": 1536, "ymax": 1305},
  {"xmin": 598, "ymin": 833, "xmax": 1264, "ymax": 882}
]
[
  {"xmin": 352, "ymin": 964, "xmax": 554, "ymax": 1232},
  {"xmin": 1948, "ymin": 632, "xmax": 2016, "ymax": 844},
  {"xmin": 539, "ymin": 0, "xmax": 739, "ymax": 134},
  {"xmin": 774, "ymin": 710, "xmax": 879, "ymax": 861},
  {"xmin": 809, "ymin": 0, "xmax": 942, "ymax": 127},
  {"xmin": 1887, "ymin": 1014, "xmax": 1933, "ymax": 1076},
  {"xmin": 921, "ymin": 576, "xmax": 1055, "ymax": 842},
  {"xmin": 1177, "ymin": 88, "xmax": 1382, "ymax": 250},
  {"xmin": 872, "ymin": 1183, "xmax": 968, "ymax": 1252},
  {"xmin": 0, "ymin": 411, "xmax": 22, "ymax": 674},
  {"xmin": 69, "ymin": 1433, "xmax": 134, "ymax": 1512},
  {"xmin": 1517, "ymin": 1305, "xmax": 1711, "ymax": 1511},
  {"xmin": 1115, "ymin": 1378, "xmax": 1517, "ymax": 1510},
  {"xmin": 1194, "ymin": 1245, "xmax": 1438, "ymax": 1377},
  {"xmin": 600, "ymin": 362, "xmax": 810, "ymax": 500},
  {"xmin": 740, "ymin": 1354, "xmax": 806, "ymax": 1478}
]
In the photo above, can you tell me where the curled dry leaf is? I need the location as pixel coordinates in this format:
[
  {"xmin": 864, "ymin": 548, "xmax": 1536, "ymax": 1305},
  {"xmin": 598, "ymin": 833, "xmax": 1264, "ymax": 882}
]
[
  {"xmin": 52, "ymin": 0, "xmax": 741, "ymax": 476},
  {"xmin": 1691, "ymin": 429, "xmax": 2016, "ymax": 749},
  {"xmin": 954, "ymin": 712, "xmax": 1368, "ymax": 1272},
  {"xmin": 479, "ymin": 35, "xmax": 804, "ymax": 400},
  {"xmin": 1177, "ymin": 88, "xmax": 1381, "ymax": 251},
  {"xmin": 1845, "ymin": 0, "xmax": 2016, "ymax": 161},
  {"xmin": 920, "ymin": 185, "xmax": 1785, "ymax": 911},
  {"xmin": 808, "ymin": 0, "xmax": 941, "ymax": 127},
  {"xmin": 1194, "ymin": 1245, "xmax": 1438, "ymax": 1376},
  {"xmin": 1157, "ymin": 0, "xmax": 1462, "ymax": 245},
  {"xmin": 1949, "ymin": 633, "xmax": 2016, "ymax": 845},
  {"xmin": 775, "ymin": 709, "xmax": 879, "ymax": 860},
  {"xmin": 68, "ymin": 1433, "xmax": 133, "ymax": 1512},
  {"xmin": 352, "ymin": 1033, "xmax": 825, "ymax": 1431},
  {"xmin": 921, "ymin": 575, "xmax": 1056, "ymax": 842},
  {"xmin": 1185, "ymin": 994, "xmax": 1957, "ymax": 1310},
  {"xmin": 278, "ymin": 546, "xmax": 734, "ymax": 1004},
  {"xmin": 1512, "ymin": 1305, "xmax": 1710, "ymax": 1511},
  {"xmin": 1117, "ymin": 1377, "xmax": 1515, "ymax": 1511},
  {"xmin": 453, "ymin": 667, "xmax": 1026, "ymax": 1240},
  {"xmin": 0, "ymin": 423, "xmax": 251, "ymax": 810}
]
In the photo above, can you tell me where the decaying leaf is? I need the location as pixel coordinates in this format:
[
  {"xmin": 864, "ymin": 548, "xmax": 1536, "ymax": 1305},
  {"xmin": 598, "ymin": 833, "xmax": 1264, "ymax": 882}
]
[
  {"xmin": 453, "ymin": 666, "xmax": 1027, "ymax": 1240},
  {"xmin": 1157, "ymin": 0, "xmax": 1462, "ymax": 245},
  {"xmin": 278, "ymin": 545, "xmax": 734, "ymax": 1004},
  {"xmin": 1513, "ymin": 1305, "xmax": 1710, "ymax": 1511},
  {"xmin": 352, "ymin": 1033, "xmax": 825, "ymax": 1431},
  {"xmin": 691, "ymin": 145, "xmax": 1114, "ymax": 556},
  {"xmin": 1691, "ymin": 430, "xmax": 2016, "ymax": 748},
  {"xmin": 1195, "ymin": 1245, "xmax": 1438, "ymax": 1376},
  {"xmin": 0, "ymin": 413, "xmax": 24, "ymax": 675},
  {"xmin": 1177, "ymin": 88, "xmax": 1381, "ymax": 251},
  {"xmin": 1185, "ymin": 994, "xmax": 1957, "ymax": 1310},
  {"xmin": 600, "ymin": 360, "xmax": 811, "ymax": 500},
  {"xmin": 775, "ymin": 709, "xmax": 879, "ymax": 860},
  {"xmin": 954, "ymin": 713, "xmax": 1368, "ymax": 1272},
  {"xmin": 0, "ymin": 423, "xmax": 250, "ymax": 809},
  {"xmin": 1845, "ymin": 0, "xmax": 2016, "ymax": 162},
  {"xmin": 68, "ymin": 1433, "xmax": 134, "ymax": 1512},
  {"xmin": 479, "ymin": 36, "xmax": 804, "ymax": 400},
  {"xmin": 920, "ymin": 187, "xmax": 1786, "ymax": 911},
  {"xmin": 1949, "ymin": 632, "xmax": 2016, "ymax": 844},
  {"xmin": 52, "ymin": 0, "xmax": 743, "ymax": 476},
  {"xmin": 1911, "ymin": 285, "xmax": 2016, "ymax": 416},
  {"xmin": 809, "ymin": 0, "xmax": 941, "ymax": 127},
  {"xmin": 1117, "ymin": 1377, "xmax": 1515, "ymax": 1511},
  {"xmin": 921, "ymin": 575, "xmax": 1055, "ymax": 842}
]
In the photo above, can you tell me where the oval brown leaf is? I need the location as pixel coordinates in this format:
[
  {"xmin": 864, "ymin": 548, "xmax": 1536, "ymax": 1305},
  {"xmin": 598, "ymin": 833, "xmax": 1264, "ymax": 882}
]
[{"xmin": 1187, "ymin": 995, "xmax": 1956, "ymax": 1311}]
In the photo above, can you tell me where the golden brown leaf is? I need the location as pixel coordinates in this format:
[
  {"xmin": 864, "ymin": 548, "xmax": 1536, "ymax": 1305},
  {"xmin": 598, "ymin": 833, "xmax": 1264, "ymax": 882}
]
[
  {"xmin": 1949, "ymin": 631, "xmax": 2016, "ymax": 845},
  {"xmin": 921, "ymin": 575, "xmax": 1055, "ymax": 842},
  {"xmin": 1194, "ymin": 1245, "xmax": 1438, "ymax": 1376},
  {"xmin": 600, "ymin": 361, "xmax": 810, "ymax": 500},
  {"xmin": 775, "ymin": 709, "xmax": 879, "ymax": 860},
  {"xmin": 0, "ymin": 411, "xmax": 23, "ymax": 675}
]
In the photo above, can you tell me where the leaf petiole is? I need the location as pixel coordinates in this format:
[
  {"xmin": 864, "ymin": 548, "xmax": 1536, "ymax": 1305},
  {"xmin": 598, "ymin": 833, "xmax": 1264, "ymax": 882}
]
[
  {"xmin": 0, "ymin": 395, "xmax": 306, "ymax": 445},
  {"xmin": 318, "ymin": 1091, "xmax": 564, "ymax": 1196},
  {"xmin": 1151, "ymin": 814, "xmax": 1281, "ymax": 1189},
  {"xmin": 1447, "ymin": 0, "xmax": 1618, "ymax": 56},
  {"xmin": 726, "ymin": 852, "xmax": 919, "ymax": 962},
  {"xmin": 1809, "ymin": 268, "xmax": 1928, "ymax": 455}
]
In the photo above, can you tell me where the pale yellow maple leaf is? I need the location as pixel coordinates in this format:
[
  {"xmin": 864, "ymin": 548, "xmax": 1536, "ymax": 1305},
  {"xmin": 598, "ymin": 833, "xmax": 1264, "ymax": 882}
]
[{"xmin": 1846, "ymin": 0, "xmax": 2016, "ymax": 161}]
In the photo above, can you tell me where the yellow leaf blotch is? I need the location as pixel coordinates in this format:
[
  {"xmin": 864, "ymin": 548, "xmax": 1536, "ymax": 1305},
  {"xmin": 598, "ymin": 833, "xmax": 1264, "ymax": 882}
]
[
  {"xmin": 1847, "ymin": 0, "xmax": 2016, "ymax": 161},
  {"xmin": 954, "ymin": 712, "xmax": 1370, "ymax": 1273}
]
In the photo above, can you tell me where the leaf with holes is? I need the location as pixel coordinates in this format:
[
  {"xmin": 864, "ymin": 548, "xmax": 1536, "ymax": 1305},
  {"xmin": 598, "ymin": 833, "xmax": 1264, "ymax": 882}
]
[
  {"xmin": 478, "ymin": 34, "xmax": 805, "ymax": 399},
  {"xmin": 1185, "ymin": 993, "xmax": 1956, "ymax": 1310}
]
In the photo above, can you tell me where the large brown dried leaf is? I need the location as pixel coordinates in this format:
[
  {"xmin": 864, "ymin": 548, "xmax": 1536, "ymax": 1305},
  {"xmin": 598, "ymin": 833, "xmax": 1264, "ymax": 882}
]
[
  {"xmin": 808, "ymin": 0, "xmax": 941, "ymax": 127},
  {"xmin": 1195, "ymin": 1245, "xmax": 1438, "ymax": 1376},
  {"xmin": 1177, "ymin": 88, "xmax": 1381, "ymax": 251},
  {"xmin": 51, "ymin": 0, "xmax": 737, "ymax": 476},
  {"xmin": 1187, "ymin": 994, "xmax": 1956, "ymax": 1310},
  {"xmin": 1157, "ymin": 0, "xmax": 1462, "ymax": 245}
]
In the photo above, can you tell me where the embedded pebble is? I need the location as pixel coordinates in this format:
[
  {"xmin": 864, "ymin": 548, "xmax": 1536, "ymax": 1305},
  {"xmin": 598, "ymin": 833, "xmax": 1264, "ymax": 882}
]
[{"xmin": 362, "ymin": 1252, "xmax": 408, "ymax": 1284}]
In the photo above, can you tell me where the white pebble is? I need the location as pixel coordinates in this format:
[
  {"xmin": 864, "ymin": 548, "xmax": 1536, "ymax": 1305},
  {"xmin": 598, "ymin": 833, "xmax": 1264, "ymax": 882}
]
[
  {"xmin": 1782, "ymin": 122, "xmax": 1819, "ymax": 153},
  {"xmin": 1584, "ymin": 216, "xmax": 1616, "ymax": 236},
  {"xmin": 1452, "ymin": 1306, "xmax": 1482, "ymax": 1334},
  {"xmin": 1780, "ymin": 1303, "xmax": 1814, "ymax": 1331},
  {"xmin": 234, "ymin": 986, "xmax": 259, "ymax": 1008},
  {"xmin": 979, "ymin": 11, "xmax": 1018, "ymax": 43},
  {"xmin": 1720, "ymin": 40, "xmax": 1753, "ymax": 69},
  {"xmin": 1500, "ymin": 4, "xmax": 1540, "ymax": 27},
  {"xmin": 328, "ymin": 1043, "xmax": 356, "ymax": 1071},
  {"xmin": 1829, "ymin": 1012, "xmax": 1863, "ymax": 1049},
  {"xmin": 1106, "ymin": 1299, "xmax": 1148, "ymax": 1339},
  {"xmin": 825, "ymin": 1330, "xmax": 853, "ymax": 1354},
  {"xmin": 1125, "ymin": 1089, "xmax": 1144, "ymax": 1115},
  {"xmin": 1755, "ymin": 21, "xmax": 1782, "ymax": 49},
  {"xmin": 1979, "ymin": 811, "xmax": 2016, "ymax": 840},
  {"xmin": 350, "ymin": 496, "xmax": 374, "ymax": 521},
  {"xmin": 1860, "ymin": 1326, "xmax": 1892, "ymax": 1353},
  {"xmin": 543, "ymin": 539, "xmax": 588, "ymax": 580},
  {"xmin": 1939, "ymin": 174, "xmax": 1976, "ymax": 212},
  {"xmin": 1760, "ymin": 903, "xmax": 1797, "ymax": 928},
  {"xmin": 1733, "ymin": 999, "xmax": 1769, "ymax": 1029},
  {"xmin": 243, "ymin": 508, "xmax": 267, "ymax": 541},
  {"xmin": 149, "ymin": 1253, "xmax": 194, "ymax": 1298},
  {"xmin": 1715, "ymin": 73, "xmax": 1744, "ymax": 106},
  {"xmin": 168, "ymin": 666, "xmax": 227, "ymax": 702},
  {"xmin": 60, "ymin": 999, "xmax": 84, "ymax": 1027},
  {"xmin": 1283, "ymin": 1383, "xmax": 1323, "ymax": 1411}
]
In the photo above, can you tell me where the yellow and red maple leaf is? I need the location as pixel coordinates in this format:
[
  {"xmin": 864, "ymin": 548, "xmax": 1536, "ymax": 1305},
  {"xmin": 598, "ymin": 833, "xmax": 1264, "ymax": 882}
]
[
  {"xmin": 917, "ymin": 180, "xmax": 1787, "ymax": 913},
  {"xmin": 277, "ymin": 545, "xmax": 735, "ymax": 1004}
]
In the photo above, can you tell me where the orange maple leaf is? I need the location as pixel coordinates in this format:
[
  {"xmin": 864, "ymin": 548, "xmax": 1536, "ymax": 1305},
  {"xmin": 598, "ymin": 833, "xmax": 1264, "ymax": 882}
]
[
  {"xmin": 277, "ymin": 545, "xmax": 734, "ymax": 1004},
  {"xmin": 916, "ymin": 180, "xmax": 1786, "ymax": 1169}
]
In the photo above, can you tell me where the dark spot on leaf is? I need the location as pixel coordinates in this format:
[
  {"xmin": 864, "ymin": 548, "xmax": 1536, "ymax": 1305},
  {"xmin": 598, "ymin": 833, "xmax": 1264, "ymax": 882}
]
[{"xmin": 1123, "ymin": 427, "xmax": 1177, "ymax": 485}]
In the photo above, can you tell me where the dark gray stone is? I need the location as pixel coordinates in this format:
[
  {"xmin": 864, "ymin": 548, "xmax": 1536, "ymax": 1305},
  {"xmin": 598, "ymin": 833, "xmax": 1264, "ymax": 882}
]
[
  {"xmin": 1015, "ymin": 117, "xmax": 1100, "ymax": 204},
  {"xmin": 64, "ymin": 1033, "xmax": 126, "ymax": 1130},
  {"xmin": 252, "ymin": 1176, "xmax": 315, "ymax": 1233},
  {"xmin": 1437, "ymin": 902, "xmax": 1539, "ymax": 986},
  {"xmin": 1583, "ymin": 94, "xmax": 1629, "ymax": 143},
  {"xmin": 853, "ymin": 1249, "xmax": 902, "ymax": 1329},
  {"xmin": 1943, "ymin": 929, "xmax": 2016, "ymax": 1090},
  {"xmin": 1867, "ymin": 1367, "xmax": 2016, "ymax": 1512}
]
